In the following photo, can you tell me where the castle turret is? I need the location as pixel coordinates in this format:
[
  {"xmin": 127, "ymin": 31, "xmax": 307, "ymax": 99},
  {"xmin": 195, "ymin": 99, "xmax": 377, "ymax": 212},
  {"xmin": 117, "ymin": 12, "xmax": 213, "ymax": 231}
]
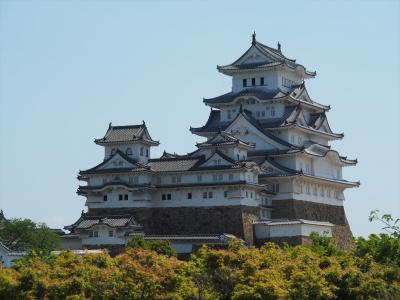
[{"xmin": 94, "ymin": 121, "xmax": 159, "ymax": 164}]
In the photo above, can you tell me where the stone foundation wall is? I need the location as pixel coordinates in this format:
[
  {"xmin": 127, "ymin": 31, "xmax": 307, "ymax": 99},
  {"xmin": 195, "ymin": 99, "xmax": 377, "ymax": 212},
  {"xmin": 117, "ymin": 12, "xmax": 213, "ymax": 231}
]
[
  {"xmin": 89, "ymin": 206, "xmax": 260, "ymax": 245},
  {"xmin": 271, "ymin": 199, "xmax": 354, "ymax": 250}
]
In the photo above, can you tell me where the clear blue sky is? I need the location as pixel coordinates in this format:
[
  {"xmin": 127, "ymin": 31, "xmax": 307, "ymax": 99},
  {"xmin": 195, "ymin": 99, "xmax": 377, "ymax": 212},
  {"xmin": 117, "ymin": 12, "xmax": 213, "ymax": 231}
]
[{"xmin": 0, "ymin": 0, "xmax": 399, "ymax": 237}]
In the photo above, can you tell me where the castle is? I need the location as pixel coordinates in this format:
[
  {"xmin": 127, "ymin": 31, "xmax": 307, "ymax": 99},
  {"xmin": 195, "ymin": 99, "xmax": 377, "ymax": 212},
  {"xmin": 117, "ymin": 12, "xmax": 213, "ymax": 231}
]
[{"xmin": 62, "ymin": 34, "xmax": 359, "ymax": 253}]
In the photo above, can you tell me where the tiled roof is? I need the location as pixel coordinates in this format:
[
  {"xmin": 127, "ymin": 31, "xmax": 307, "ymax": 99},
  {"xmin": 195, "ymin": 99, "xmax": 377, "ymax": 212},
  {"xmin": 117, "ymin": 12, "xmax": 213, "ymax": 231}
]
[
  {"xmin": 148, "ymin": 157, "xmax": 203, "ymax": 172},
  {"xmin": 253, "ymin": 219, "xmax": 334, "ymax": 227},
  {"xmin": 78, "ymin": 181, "xmax": 152, "ymax": 195},
  {"xmin": 203, "ymin": 88, "xmax": 286, "ymax": 104},
  {"xmin": 95, "ymin": 123, "xmax": 159, "ymax": 145},
  {"xmin": 217, "ymin": 38, "xmax": 315, "ymax": 77},
  {"xmin": 196, "ymin": 131, "xmax": 255, "ymax": 148},
  {"xmin": 65, "ymin": 214, "xmax": 141, "ymax": 231},
  {"xmin": 191, "ymin": 108, "xmax": 293, "ymax": 148},
  {"xmin": 79, "ymin": 150, "xmax": 149, "ymax": 176}
]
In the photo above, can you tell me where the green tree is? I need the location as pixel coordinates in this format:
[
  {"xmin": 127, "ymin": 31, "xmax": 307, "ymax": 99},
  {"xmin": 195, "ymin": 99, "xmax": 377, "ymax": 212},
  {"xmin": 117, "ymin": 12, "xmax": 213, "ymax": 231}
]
[
  {"xmin": 126, "ymin": 235, "xmax": 176, "ymax": 257},
  {"xmin": 0, "ymin": 219, "xmax": 60, "ymax": 255}
]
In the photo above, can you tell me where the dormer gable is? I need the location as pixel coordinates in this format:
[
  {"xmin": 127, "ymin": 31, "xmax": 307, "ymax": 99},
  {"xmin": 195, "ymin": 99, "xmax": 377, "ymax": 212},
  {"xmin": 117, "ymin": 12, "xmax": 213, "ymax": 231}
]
[
  {"xmin": 197, "ymin": 151, "xmax": 236, "ymax": 168},
  {"xmin": 226, "ymin": 110, "xmax": 290, "ymax": 151}
]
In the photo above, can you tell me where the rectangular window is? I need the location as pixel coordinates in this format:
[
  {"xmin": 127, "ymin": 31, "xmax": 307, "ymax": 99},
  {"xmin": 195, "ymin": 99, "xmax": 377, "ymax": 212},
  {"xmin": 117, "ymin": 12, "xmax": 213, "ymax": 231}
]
[
  {"xmin": 108, "ymin": 231, "xmax": 114, "ymax": 237},
  {"xmin": 251, "ymin": 78, "xmax": 255, "ymax": 86},
  {"xmin": 134, "ymin": 177, "xmax": 139, "ymax": 184},
  {"xmin": 224, "ymin": 191, "xmax": 228, "ymax": 198},
  {"xmin": 229, "ymin": 174, "xmax": 234, "ymax": 180},
  {"xmin": 203, "ymin": 192, "xmax": 207, "ymax": 199},
  {"xmin": 103, "ymin": 195, "xmax": 108, "ymax": 202},
  {"xmin": 197, "ymin": 175, "xmax": 202, "ymax": 182},
  {"xmin": 256, "ymin": 111, "xmax": 260, "ymax": 117},
  {"xmin": 208, "ymin": 192, "xmax": 213, "ymax": 198},
  {"xmin": 260, "ymin": 77, "xmax": 264, "ymax": 85},
  {"xmin": 271, "ymin": 108, "xmax": 275, "ymax": 117},
  {"xmin": 177, "ymin": 176, "xmax": 181, "ymax": 183},
  {"xmin": 89, "ymin": 231, "xmax": 93, "ymax": 237},
  {"xmin": 218, "ymin": 174, "xmax": 223, "ymax": 181},
  {"xmin": 243, "ymin": 78, "xmax": 247, "ymax": 87},
  {"xmin": 94, "ymin": 231, "xmax": 98, "ymax": 237},
  {"xmin": 162, "ymin": 194, "xmax": 166, "ymax": 200},
  {"xmin": 140, "ymin": 147, "xmax": 144, "ymax": 156},
  {"xmin": 172, "ymin": 176, "xmax": 176, "ymax": 183},
  {"xmin": 261, "ymin": 111, "xmax": 265, "ymax": 117},
  {"xmin": 118, "ymin": 194, "xmax": 123, "ymax": 201},
  {"xmin": 146, "ymin": 149, "xmax": 149, "ymax": 157},
  {"xmin": 187, "ymin": 193, "xmax": 192, "ymax": 199},
  {"xmin": 124, "ymin": 194, "xmax": 128, "ymax": 200},
  {"xmin": 213, "ymin": 174, "xmax": 218, "ymax": 181},
  {"xmin": 167, "ymin": 194, "xmax": 171, "ymax": 200}
]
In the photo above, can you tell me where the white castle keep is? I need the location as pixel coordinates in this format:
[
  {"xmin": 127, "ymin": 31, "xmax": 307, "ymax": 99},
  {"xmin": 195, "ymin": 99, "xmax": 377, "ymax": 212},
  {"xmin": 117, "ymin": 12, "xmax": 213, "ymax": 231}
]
[{"xmin": 63, "ymin": 34, "xmax": 359, "ymax": 253}]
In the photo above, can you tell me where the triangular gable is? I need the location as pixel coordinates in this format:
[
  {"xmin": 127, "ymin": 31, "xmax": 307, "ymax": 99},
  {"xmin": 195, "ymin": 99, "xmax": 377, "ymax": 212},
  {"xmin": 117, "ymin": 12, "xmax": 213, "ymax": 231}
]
[
  {"xmin": 235, "ymin": 45, "xmax": 274, "ymax": 66},
  {"xmin": 197, "ymin": 151, "xmax": 235, "ymax": 168},
  {"xmin": 225, "ymin": 113, "xmax": 288, "ymax": 150},
  {"xmin": 295, "ymin": 109, "xmax": 308, "ymax": 127},
  {"xmin": 294, "ymin": 85, "xmax": 313, "ymax": 103},
  {"xmin": 98, "ymin": 152, "xmax": 138, "ymax": 170},
  {"xmin": 260, "ymin": 161, "xmax": 287, "ymax": 176},
  {"xmin": 260, "ymin": 158, "xmax": 298, "ymax": 175},
  {"xmin": 317, "ymin": 117, "xmax": 334, "ymax": 134}
]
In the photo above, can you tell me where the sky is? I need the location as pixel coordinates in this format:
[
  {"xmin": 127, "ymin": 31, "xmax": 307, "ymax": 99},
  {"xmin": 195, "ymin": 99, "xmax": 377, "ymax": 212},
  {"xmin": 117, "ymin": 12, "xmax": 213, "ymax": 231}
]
[{"xmin": 0, "ymin": 0, "xmax": 399, "ymax": 238}]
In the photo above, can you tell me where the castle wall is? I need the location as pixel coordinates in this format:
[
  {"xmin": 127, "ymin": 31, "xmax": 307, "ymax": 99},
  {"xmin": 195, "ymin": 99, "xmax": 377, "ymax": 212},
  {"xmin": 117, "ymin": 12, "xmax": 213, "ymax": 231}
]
[
  {"xmin": 271, "ymin": 199, "xmax": 354, "ymax": 250},
  {"xmin": 88, "ymin": 206, "xmax": 260, "ymax": 245}
]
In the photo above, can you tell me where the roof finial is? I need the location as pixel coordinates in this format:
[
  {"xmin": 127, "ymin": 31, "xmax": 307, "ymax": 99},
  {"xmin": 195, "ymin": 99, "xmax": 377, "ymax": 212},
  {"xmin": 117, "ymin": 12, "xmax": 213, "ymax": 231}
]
[
  {"xmin": 252, "ymin": 31, "xmax": 256, "ymax": 45},
  {"xmin": 239, "ymin": 103, "xmax": 244, "ymax": 113},
  {"xmin": 108, "ymin": 122, "xmax": 112, "ymax": 129},
  {"xmin": 277, "ymin": 41, "xmax": 281, "ymax": 51},
  {"xmin": 142, "ymin": 120, "xmax": 146, "ymax": 126},
  {"xmin": 81, "ymin": 209, "xmax": 84, "ymax": 216}
]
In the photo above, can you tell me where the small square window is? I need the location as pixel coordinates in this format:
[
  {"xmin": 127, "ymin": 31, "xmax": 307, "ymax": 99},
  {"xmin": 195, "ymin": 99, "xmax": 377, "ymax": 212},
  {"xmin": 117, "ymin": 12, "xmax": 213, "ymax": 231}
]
[
  {"xmin": 203, "ymin": 192, "xmax": 207, "ymax": 199},
  {"xmin": 108, "ymin": 231, "xmax": 114, "ymax": 237},
  {"xmin": 208, "ymin": 192, "xmax": 213, "ymax": 198},
  {"xmin": 118, "ymin": 194, "xmax": 123, "ymax": 201},
  {"xmin": 103, "ymin": 195, "xmax": 108, "ymax": 201},
  {"xmin": 124, "ymin": 194, "xmax": 128, "ymax": 200},
  {"xmin": 167, "ymin": 194, "xmax": 171, "ymax": 200},
  {"xmin": 187, "ymin": 193, "xmax": 192, "ymax": 199}
]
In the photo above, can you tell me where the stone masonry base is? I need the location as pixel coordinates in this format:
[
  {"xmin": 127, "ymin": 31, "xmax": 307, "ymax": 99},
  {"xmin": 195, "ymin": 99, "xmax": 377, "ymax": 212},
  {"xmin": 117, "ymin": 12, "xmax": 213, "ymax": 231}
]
[
  {"xmin": 89, "ymin": 206, "xmax": 260, "ymax": 245},
  {"xmin": 271, "ymin": 199, "xmax": 354, "ymax": 250}
]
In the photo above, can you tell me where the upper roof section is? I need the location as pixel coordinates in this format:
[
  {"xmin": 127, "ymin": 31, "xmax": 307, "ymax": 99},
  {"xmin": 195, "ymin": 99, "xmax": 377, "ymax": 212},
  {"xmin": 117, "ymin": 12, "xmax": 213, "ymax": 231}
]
[
  {"xmin": 94, "ymin": 122, "xmax": 159, "ymax": 146},
  {"xmin": 196, "ymin": 131, "xmax": 255, "ymax": 149},
  {"xmin": 217, "ymin": 33, "xmax": 316, "ymax": 79},
  {"xmin": 203, "ymin": 83, "xmax": 329, "ymax": 111}
]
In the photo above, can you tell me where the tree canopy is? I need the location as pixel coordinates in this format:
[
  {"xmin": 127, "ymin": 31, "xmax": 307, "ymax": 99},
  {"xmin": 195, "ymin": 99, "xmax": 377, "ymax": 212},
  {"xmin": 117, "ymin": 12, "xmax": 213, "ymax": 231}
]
[{"xmin": 0, "ymin": 219, "xmax": 60, "ymax": 254}]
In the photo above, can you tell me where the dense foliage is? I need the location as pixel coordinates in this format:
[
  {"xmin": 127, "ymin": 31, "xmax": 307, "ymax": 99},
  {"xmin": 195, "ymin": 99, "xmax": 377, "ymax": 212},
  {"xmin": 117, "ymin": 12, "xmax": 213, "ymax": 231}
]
[
  {"xmin": 1, "ymin": 212, "xmax": 399, "ymax": 299},
  {"xmin": 0, "ymin": 219, "xmax": 60, "ymax": 255},
  {"xmin": 0, "ymin": 235, "xmax": 399, "ymax": 300}
]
